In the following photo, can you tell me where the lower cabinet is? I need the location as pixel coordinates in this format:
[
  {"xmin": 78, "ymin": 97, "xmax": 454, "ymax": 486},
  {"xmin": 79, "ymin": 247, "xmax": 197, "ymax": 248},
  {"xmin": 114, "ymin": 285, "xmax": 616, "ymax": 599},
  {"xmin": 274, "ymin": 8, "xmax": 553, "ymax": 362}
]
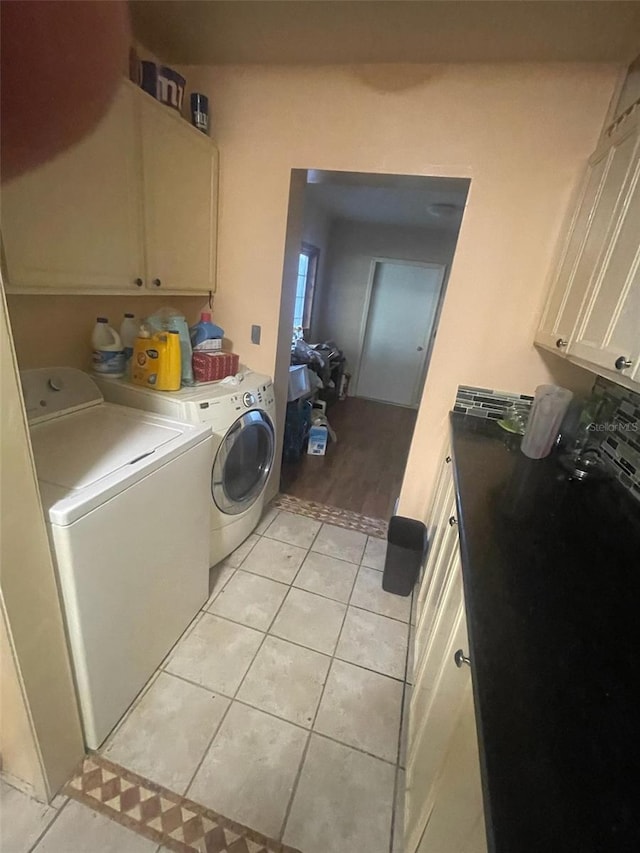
[{"xmin": 405, "ymin": 450, "xmax": 487, "ymax": 853}]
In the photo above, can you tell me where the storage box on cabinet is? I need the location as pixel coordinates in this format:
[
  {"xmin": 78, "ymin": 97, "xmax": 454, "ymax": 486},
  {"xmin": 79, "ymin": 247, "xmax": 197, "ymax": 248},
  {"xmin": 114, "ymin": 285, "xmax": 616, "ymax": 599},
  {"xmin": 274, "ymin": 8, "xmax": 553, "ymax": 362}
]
[
  {"xmin": 1, "ymin": 81, "xmax": 218, "ymax": 296},
  {"xmin": 405, "ymin": 447, "xmax": 487, "ymax": 853}
]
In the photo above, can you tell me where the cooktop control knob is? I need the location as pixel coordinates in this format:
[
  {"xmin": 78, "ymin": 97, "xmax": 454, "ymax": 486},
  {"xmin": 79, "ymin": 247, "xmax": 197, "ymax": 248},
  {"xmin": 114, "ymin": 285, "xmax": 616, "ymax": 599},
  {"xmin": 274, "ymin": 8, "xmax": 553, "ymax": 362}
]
[{"xmin": 243, "ymin": 392, "xmax": 256, "ymax": 408}]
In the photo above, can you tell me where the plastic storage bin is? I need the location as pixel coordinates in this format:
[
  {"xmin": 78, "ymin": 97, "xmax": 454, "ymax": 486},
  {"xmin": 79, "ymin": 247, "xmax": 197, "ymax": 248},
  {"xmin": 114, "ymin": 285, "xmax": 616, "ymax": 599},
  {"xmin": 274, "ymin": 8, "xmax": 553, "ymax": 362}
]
[
  {"xmin": 283, "ymin": 399, "xmax": 313, "ymax": 462},
  {"xmin": 288, "ymin": 365, "xmax": 312, "ymax": 401}
]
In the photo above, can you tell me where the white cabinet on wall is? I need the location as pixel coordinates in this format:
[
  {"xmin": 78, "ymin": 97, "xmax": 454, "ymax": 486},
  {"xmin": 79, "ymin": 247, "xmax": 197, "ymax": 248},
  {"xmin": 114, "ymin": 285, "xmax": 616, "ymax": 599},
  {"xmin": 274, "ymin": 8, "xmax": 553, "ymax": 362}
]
[
  {"xmin": 570, "ymin": 153, "xmax": 640, "ymax": 380},
  {"xmin": 535, "ymin": 108, "xmax": 640, "ymax": 388},
  {"xmin": 1, "ymin": 83, "xmax": 144, "ymax": 293},
  {"xmin": 140, "ymin": 96, "xmax": 217, "ymax": 294},
  {"xmin": 1, "ymin": 81, "xmax": 218, "ymax": 296},
  {"xmin": 405, "ymin": 450, "xmax": 487, "ymax": 853}
]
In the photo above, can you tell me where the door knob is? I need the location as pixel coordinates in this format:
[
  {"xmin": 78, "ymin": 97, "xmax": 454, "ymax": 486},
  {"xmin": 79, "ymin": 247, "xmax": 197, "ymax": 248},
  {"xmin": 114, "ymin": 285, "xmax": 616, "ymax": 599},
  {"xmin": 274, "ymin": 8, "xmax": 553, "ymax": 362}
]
[
  {"xmin": 417, "ymin": 346, "xmax": 424, "ymax": 352},
  {"xmin": 454, "ymin": 649, "xmax": 471, "ymax": 668},
  {"xmin": 615, "ymin": 356, "xmax": 632, "ymax": 371}
]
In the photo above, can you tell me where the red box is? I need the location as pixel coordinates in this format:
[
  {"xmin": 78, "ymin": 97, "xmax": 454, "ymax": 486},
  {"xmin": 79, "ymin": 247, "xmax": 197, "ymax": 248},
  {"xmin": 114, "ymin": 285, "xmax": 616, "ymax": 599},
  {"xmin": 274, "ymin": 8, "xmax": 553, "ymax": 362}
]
[{"xmin": 192, "ymin": 351, "xmax": 240, "ymax": 383}]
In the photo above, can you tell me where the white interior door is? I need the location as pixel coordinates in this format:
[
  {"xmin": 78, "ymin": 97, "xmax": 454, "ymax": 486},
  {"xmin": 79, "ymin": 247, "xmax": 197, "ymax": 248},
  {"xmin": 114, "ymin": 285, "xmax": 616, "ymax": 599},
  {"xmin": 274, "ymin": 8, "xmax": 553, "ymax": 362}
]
[{"xmin": 356, "ymin": 261, "xmax": 445, "ymax": 407}]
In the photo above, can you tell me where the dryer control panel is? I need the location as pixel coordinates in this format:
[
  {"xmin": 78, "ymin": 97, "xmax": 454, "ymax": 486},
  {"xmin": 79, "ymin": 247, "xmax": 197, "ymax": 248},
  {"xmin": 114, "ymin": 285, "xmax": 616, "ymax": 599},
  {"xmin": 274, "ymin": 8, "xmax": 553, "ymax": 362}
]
[{"xmin": 195, "ymin": 381, "xmax": 275, "ymax": 426}]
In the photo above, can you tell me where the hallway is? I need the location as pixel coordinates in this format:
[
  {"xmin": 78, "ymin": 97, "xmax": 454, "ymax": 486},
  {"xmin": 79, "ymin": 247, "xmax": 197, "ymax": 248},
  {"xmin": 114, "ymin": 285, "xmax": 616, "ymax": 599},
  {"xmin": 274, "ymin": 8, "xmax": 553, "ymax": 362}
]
[{"xmin": 281, "ymin": 397, "xmax": 417, "ymax": 520}]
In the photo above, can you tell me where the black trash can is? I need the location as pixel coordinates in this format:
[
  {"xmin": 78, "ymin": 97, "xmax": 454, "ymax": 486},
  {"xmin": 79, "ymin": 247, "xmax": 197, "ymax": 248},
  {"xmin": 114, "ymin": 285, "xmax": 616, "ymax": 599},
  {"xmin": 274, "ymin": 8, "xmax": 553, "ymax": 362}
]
[{"xmin": 382, "ymin": 516, "xmax": 428, "ymax": 596}]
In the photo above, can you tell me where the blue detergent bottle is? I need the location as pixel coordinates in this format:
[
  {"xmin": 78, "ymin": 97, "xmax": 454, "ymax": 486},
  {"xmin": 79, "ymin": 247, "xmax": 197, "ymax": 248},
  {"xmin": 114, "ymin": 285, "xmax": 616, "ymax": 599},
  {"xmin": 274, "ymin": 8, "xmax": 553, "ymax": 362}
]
[{"xmin": 189, "ymin": 311, "xmax": 224, "ymax": 347}]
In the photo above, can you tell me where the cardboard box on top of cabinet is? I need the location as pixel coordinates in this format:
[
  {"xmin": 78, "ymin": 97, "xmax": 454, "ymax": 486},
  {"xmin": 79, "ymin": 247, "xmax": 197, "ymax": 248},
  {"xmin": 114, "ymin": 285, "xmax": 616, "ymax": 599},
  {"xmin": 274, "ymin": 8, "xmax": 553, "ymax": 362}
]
[{"xmin": 307, "ymin": 425, "xmax": 328, "ymax": 456}]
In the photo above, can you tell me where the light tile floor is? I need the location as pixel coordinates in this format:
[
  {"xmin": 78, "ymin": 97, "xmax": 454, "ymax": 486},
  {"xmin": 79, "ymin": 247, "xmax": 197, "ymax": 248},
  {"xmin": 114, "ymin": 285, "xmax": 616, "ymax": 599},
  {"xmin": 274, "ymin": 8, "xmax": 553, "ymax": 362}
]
[{"xmin": 3, "ymin": 507, "xmax": 411, "ymax": 853}]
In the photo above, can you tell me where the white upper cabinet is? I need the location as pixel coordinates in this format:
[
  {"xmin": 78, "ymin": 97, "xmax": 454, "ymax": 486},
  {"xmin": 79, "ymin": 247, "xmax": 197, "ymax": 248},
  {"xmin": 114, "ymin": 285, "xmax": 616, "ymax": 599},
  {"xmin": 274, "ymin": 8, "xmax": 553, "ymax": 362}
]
[
  {"xmin": 570, "ymin": 140, "xmax": 640, "ymax": 378},
  {"xmin": 1, "ymin": 81, "xmax": 218, "ymax": 296},
  {"xmin": 1, "ymin": 83, "xmax": 144, "ymax": 293},
  {"xmin": 535, "ymin": 111, "xmax": 640, "ymax": 356},
  {"xmin": 140, "ymin": 96, "xmax": 218, "ymax": 293}
]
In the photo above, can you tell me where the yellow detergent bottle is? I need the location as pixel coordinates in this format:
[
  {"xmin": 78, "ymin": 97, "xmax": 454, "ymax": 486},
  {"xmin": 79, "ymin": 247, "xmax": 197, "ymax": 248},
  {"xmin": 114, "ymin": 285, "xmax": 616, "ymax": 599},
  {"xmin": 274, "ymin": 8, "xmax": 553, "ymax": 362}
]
[{"xmin": 131, "ymin": 329, "xmax": 181, "ymax": 391}]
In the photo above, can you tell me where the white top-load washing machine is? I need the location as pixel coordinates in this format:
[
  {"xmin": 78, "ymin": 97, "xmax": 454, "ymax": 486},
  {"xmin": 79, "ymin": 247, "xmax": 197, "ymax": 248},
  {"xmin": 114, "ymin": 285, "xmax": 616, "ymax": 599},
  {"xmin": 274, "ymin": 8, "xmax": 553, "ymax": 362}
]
[
  {"xmin": 22, "ymin": 368, "xmax": 213, "ymax": 748},
  {"xmin": 95, "ymin": 371, "xmax": 276, "ymax": 567}
]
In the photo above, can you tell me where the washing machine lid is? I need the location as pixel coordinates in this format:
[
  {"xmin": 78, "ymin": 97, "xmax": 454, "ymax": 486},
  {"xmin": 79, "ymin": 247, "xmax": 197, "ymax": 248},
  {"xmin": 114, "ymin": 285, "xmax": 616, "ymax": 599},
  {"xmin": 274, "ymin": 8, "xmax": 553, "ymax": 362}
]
[{"xmin": 30, "ymin": 403, "xmax": 210, "ymax": 526}]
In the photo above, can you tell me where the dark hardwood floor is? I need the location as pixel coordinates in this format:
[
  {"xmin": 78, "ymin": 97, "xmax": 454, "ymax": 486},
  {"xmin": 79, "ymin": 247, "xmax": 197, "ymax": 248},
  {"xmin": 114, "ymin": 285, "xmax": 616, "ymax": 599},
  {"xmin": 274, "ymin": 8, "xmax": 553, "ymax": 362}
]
[{"xmin": 280, "ymin": 397, "xmax": 417, "ymax": 520}]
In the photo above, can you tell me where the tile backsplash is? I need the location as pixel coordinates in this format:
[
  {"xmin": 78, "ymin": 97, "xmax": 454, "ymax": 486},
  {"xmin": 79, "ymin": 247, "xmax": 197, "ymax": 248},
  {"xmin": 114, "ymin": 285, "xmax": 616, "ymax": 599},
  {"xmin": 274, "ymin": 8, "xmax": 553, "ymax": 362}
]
[
  {"xmin": 454, "ymin": 385, "xmax": 534, "ymax": 420},
  {"xmin": 592, "ymin": 377, "xmax": 640, "ymax": 501},
  {"xmin": 454, "ymin": 379, "xmax": 640, "ymax": 504}
]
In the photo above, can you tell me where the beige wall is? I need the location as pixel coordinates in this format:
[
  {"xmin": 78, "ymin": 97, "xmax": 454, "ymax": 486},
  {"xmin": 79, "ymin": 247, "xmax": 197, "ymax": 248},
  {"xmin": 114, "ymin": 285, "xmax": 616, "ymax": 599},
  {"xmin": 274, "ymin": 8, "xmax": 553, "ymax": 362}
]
[
  {"xmin": 176, "ymin": 61, "xmax": 614, "ymax": 519},
  {"xmin": 1, "ymin": 283, "xmax": 85, "ymax": 799},
  {"xmin": 315, "ymin": 219, "xmax": 460, "ymax": 389},
  {"xmin": 7, "ymin": 294, "xmax": 205, "ymax": 372}
]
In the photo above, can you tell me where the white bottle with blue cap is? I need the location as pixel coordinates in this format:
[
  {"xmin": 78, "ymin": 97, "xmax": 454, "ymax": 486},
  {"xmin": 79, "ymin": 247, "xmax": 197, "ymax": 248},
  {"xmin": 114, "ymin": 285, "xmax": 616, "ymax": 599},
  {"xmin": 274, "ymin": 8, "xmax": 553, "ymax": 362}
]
[{"xmin": 91, "ymin": 317, "xmax": 125, "ymax": 377}]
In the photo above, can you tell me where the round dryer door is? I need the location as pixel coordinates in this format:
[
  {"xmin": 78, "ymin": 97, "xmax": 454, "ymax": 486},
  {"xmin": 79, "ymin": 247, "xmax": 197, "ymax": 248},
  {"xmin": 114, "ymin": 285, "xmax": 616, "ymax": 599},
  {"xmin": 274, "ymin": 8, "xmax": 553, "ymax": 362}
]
[{"xmin": 212, "ymin": 410, "xmax": 275, "ymax": 515}]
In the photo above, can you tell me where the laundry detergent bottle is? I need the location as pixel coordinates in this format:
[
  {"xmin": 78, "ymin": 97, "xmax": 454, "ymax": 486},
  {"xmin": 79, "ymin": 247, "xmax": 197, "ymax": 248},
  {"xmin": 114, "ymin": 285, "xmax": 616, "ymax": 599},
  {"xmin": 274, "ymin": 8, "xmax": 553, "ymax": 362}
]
[
  {"xmin": 91, "ymin": 317, "xmax": 125, "ymax": 377},
  {"xmin": 132, "ymin": 329, "xmax": 181, "ymax": 391},
  {"xmin": 189, "ymin": 311, "xmax": 224, "ymax": 347}
]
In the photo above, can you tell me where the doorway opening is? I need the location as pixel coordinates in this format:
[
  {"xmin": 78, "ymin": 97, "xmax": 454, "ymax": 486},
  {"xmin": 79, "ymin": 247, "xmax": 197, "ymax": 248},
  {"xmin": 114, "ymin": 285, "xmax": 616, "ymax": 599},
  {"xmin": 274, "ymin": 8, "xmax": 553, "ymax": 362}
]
[{"xmin": 279, "ymin": 170, "xmax": 470, "ymax": 520}]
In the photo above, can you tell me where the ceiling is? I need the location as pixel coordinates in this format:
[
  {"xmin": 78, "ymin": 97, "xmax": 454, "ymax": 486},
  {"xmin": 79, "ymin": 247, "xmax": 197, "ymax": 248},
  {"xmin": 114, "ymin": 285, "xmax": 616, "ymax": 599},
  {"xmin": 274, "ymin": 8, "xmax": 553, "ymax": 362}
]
[
  {"xmin": 304, "ymin": 172, "xmax": 471, "ymax": 229},
  {"xmin": 130, "ymin": 1, "xmax": 640, "ymax": 66}
]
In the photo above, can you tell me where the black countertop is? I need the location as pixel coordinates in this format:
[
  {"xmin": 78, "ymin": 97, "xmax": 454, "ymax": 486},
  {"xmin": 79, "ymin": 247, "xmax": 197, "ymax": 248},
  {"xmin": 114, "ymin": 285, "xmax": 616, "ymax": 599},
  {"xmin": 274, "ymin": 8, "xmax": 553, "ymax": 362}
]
[{"xmin": 449, "ymin": 413, "xmax": 640, "ymax": 853}]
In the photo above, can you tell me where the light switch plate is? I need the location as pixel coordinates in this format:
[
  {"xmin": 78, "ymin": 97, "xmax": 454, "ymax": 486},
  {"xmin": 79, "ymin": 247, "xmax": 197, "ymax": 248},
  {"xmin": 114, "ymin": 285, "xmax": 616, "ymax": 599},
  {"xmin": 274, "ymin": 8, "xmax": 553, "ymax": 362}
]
[{"xmin": 251, "ymin": 324, "xmax": 261, "ymax": 345}]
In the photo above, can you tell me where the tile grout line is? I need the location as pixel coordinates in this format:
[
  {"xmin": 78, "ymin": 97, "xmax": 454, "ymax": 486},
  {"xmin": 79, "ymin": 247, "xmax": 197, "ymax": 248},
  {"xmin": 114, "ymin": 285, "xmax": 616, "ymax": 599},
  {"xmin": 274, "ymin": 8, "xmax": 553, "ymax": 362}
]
[
  {"xmin": 26, "ymin": 796, "xmax": 70, "ymax": 853},
  {"xmin": 101, "ymin": 668, "xmax": 164, "ymax": 754},
  {"xmin": 389, "ymin": 588, "xmax": 415, "ymax": 852},
  {"xmin": 156, "ymin": 665, "xmax": 403, "ymax": 770},
  {"xmin": 181, "ymin": 534, "xmax": 314, "ymax": 804},
  {"xmin": 278, "ymin": 541, "xmax": 365, "ymax": 843},
  {"xmin": 234, "ymin": 545, "xmax": 409, "ymax": 622}
]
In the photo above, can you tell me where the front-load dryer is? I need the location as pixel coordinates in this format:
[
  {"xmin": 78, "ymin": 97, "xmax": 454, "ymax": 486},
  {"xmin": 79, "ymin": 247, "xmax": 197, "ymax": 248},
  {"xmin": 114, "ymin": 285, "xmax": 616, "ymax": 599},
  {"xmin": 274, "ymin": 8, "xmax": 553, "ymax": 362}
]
[{"xmin": 95, "ymin": 371, "xmax": 276, "ymax": 566}]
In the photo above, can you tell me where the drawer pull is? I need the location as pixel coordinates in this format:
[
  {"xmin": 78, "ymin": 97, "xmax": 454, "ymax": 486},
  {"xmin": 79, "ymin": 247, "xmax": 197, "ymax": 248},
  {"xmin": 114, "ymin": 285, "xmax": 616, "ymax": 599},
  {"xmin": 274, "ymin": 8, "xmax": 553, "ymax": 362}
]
[
  {"xmin": 615, "ymin": 356, "xmax": 632, "ymax": 371},
  {"xmin": 448, "ymin": 516, "xmax": 457, "ymax": 527},
  {"xmin": 454, "ymin": 649, "xmax": 471, "ymax": 668}
]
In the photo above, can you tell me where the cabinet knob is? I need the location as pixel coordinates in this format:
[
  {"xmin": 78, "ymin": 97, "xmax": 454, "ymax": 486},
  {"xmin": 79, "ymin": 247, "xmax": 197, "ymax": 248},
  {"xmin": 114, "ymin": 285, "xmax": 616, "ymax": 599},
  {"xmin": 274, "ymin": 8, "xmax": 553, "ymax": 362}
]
[
  {"xmin": 134, "ymin": 277, "xmax": 144, "ymax": 287},
  {"xmin": 615, "ymin": 356, "xmax": 632, "ymax": 371},
  {"xmin": 448, "ymin": 516, "xmax": 458, "ymax": 527},
  {"xmin": 445, "ymin": 455, "xmax": 452, "ymax": 464},
  {"xmin": 556, "ymin": 338, "xmax": 568, "ymax": 349},
  {"xmin": 152, "ymin": 278, "xmax": 162, "ymax": 287},
  {"xmin": 417, "ymin": 346, "xmax": 424, "ymax": 352},
  {"xmin": 454, "ymin": 649, "xmax": 471, "ymax": 668}
]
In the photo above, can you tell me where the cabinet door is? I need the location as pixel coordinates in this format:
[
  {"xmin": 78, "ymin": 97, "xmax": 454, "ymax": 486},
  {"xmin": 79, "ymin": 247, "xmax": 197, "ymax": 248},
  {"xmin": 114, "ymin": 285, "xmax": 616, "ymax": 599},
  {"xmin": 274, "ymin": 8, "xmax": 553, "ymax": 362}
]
[
  {"xmin": 536, "ymin": 117, "xmax": 639, "ymax": 353},
  {"xmin": 1, "ymin": 83, "xmax": 144, "ymax": 293},
  {"xmin": 414, "ymin": 489, "xmax": 457, "ymax": 670},
  {"xmin": 570, "ymin": 149, "xmax": 640, "ymax": 378},
  {"xmin": 416, "ymin": 455, "xmax": 455, "ymax": 618},
  {"xmin": 415, "ymin": 685, "xmax": 487, "ymax": 853},
  {"xmin": 140, "ymin": 95, "xmax": 218, "ymax": 293},
  {"xmin": 407, "ymin": 579, "xmax": 485, "ymax": 853}
]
